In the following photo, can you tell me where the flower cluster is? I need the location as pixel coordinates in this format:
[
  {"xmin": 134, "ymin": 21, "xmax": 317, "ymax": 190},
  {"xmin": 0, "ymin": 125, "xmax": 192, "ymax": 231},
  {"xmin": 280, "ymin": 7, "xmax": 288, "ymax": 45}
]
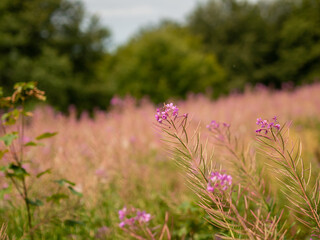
[
  {"xmin": 256, "ymin": 117, "xmax": 280, "ymax": 134},
  {"xmin": 206, "ymin": 120, "xmax": 219, "ymax": 130},
  {"xmin": 206, "ymin": 120, "xmax": 230, "ymax": 131},
  {"xmin": 110, "ymin": 96, "xmax": 123, "ymax": 106},
  {"xmin": 207, "ymin": 171, "xmax": 232, "ymax": 192},
  {"xmin": 118, "ymin": 207, "xmax": 152, "ymax": 228},
  {"xmin": 155, "ymin": 103, "xmax": 179, "ymax": 123}
]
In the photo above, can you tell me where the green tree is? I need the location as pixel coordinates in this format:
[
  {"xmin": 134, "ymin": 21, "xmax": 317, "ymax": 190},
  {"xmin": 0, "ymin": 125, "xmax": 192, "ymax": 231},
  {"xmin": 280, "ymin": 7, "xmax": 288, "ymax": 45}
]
[
  {"xmin": 188, "ymin": 0, "xmax": 320, "ymax": 90},
  {"xmin": 99, "ymin": 23, "xmax": 226, "ymax": 103},
  {"xmin": 188, "ymin": 0, "xmax": 275, "ymax": 89},
  {"xmin": 0, "ymin": 0, "xmax": 110, "ymax": 112},
  {"xmin": 273, "ymin": 0, "xmax": 320, "ymax": 84}
]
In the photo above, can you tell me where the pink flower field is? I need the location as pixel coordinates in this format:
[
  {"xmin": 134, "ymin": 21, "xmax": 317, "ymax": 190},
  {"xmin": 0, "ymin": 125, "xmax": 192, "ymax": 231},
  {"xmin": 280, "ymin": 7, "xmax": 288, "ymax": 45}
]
[
  {"xmin": 1, "ymin": 83, "xmax": 320, "ymax": 239},
  {"xmin": 19, "ymin": 84, "xmax": 319, "ymax": 194}
]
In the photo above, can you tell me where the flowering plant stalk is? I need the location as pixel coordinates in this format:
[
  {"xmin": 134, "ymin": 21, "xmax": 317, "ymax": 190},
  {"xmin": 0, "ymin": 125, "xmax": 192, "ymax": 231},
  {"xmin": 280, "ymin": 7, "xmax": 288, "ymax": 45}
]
[
  {"xmin": 256, "ymin": 118, "xmax": 320, "ymax": 238},
  {"xmin": 154, "ymin": 103, "xmax": 320, "ymax": 239},
  {"xmin": 0, "ymin": 224, "xmax": 8, "ymax": 240},
  {"xmin": 0, "ymin": 82, "xmax": 82, "ymax": 239},
  {"xmin": 118, "ymin": 206, "xmax": 171, "ymax": 240}
]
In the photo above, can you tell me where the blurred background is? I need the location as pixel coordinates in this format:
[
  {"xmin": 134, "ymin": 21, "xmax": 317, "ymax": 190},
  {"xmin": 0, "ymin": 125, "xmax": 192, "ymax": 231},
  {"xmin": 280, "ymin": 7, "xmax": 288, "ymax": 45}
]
[
  {"xmin": 0, "ymin": 0, "xmax": 319, "ymax": 114},
  {"xmin": 1, "ymin": 1, "xmax": 320, "ymax": 238}
]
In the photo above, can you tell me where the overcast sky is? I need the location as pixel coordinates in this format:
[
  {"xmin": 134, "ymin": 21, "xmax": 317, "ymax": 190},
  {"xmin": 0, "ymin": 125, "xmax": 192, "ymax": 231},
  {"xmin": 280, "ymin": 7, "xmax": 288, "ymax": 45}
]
[{"xmin": 82, "ymin": 0, "xmax": 207, "ymax": 48}]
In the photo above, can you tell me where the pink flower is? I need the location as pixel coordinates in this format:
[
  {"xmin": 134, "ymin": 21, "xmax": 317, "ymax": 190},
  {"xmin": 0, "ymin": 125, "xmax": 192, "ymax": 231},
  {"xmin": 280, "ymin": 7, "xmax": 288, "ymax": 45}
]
[
  {"xmin": 207, "ymin": 171, "xmax": 232, "ymax": 192},
  {"xmin": 206, "ymin": 120, "xmax": 219, "ymax": 130},
  {"xmin": 95, "ymin": 226, "xmax": 110, "ymax": 239},
  {"xmin": 4, "ymin": 194, "xmax": 10, "ymax": 200},
  {"xmin": 110, "ymin": 96, "xmax": 122, "ymax": 106},
  {"xmin": 155, "ymin": 103, "xmax": 179, "ymax": 123},
  {"xmin": 118, "ymin": 207, "xmax": 127, "ymax": 220},
  {"xmin": 136, "ymin": 211, "xmax": 151, "ymax": 223},
  {"xmin": 118, "ymin": 207, "xmax": 152, "ymax": 228},
  {"xmin": 95, "ymin": 168, "xmax": 108, "ymax": 178},
  {"xmin": 1, "ymin": 183, "xmax": 9, "ymax": 189},
  {"xmin": 223, "ymin": 122, "xmax": 230, "ymax": 128},
  {"xmin": 207, "ymin": 120, "xmax": 230, "ymax": 131},
  {"xmin": 256, "ymin": 116, "xmax": 281, "ymax": 135},
  {"xmin": 22, "ymin": 136, "xmax": 31, "ymax": 144}
]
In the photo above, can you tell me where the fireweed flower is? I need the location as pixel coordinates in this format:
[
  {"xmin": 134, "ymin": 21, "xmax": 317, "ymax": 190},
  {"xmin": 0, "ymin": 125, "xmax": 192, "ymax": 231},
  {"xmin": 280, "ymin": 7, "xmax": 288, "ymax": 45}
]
[
  {"xmin": 95, "ymin": 226, "xmax": 110, "ymax": 239},
  {"xmin": 206, "ymin": 120, "xmax": 219, "ymax": 130},
  {"xmin": 207, "ymin": 171, "xmax": 232, "ymax": 192},
  {"xmin": 223, "ymin": 122, "xmax": 230, "ymax": 128},
  {"xmin": 256, "ymin": 117, "xmax": 281, "ymax": 134},
  {"xmin": 118, "ymin": 207, "xmax": 152, "ymax": 228},
  {"xmin": 155, "ymin": 103, "xmax": 179, "ymax": 123},
  {"xmin": 136, "ymin": 210, "xmax": 151, "ymax": 222},
  {"xmin": 118, "ymin": 207, "xmax": 127, "ymax": 220},
  {"xmin": 207, "ymin": 120, "xmax": 230, "ymax": 132},
  {"xmin": 110, "ymin": 96, "xmax": 122, "ymax": 106}
]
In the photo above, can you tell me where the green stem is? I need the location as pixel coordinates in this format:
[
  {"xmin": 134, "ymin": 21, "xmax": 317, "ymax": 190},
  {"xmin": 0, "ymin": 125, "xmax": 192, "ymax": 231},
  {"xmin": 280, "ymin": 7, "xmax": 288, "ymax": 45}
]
[{"xmin": 20, "ymin": 103, "xmax": 34, "ymax": 240}]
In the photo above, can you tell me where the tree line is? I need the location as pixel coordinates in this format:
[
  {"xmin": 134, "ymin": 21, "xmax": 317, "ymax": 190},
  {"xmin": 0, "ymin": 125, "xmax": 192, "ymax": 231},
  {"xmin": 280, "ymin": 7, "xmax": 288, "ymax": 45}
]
[{"xmin": 0, "ymin": 0, "xmax": 319, "ymax": 113}]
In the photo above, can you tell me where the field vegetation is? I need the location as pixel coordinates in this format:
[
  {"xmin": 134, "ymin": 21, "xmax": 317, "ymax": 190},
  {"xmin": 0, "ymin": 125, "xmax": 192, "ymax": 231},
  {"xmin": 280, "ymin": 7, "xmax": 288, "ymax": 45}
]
[
  {"xmin": 0, "ymin": 83, "xmax": 320, "ymax": 239},
  {"xmin": 1, "ymin": 0, "xmax": 319, "ymax": 238}
]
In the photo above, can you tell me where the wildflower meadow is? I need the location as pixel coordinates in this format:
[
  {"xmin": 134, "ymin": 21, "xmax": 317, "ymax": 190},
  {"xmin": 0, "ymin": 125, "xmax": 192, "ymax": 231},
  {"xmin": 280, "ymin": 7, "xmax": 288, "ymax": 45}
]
[{"xmin": 1, "ymin": 82, "xmax": 320, "ymax": 239}]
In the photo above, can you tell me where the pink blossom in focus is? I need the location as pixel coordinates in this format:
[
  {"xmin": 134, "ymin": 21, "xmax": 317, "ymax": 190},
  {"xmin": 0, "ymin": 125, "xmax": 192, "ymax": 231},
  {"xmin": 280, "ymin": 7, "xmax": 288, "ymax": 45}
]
[
  {"xmin": 256, "ymin": 116, "xmax": 281, "ymax": 135},
  {"xmin": 155, "ymin": 103, "xmax": 179, "ymax": 123}
]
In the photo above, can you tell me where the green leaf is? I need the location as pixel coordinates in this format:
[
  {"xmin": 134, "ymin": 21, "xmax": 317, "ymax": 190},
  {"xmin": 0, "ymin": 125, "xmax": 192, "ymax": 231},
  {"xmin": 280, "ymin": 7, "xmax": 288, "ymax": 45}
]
[
  {"xmin": 0, "ymin": 150, "xmax": 8, "ymax": 160},
  {"xmin": 46, "ymin": 193, "xmax": 69, "ymax": 204},
  {"xmin": 0, "ymin": 166, "xmax": 7, "ymax": 172},
  {"xmin": 36, "ymin": 132, "xmax": 58, "ymax": 140},
  {"xmin": 0, "ymin": 133, "xmax": 18, "ymax": 146},
  {"xmin": 1, "ymin": 109, "xmax": 20, "ymax": 126},
  {"xmin": 6, "ymin": 164, "xmax": 29, "ymax": 179},
  {"xmin": 0, "ymin": 185, "xmax": 11, "ymax": 200},
  {"xmin": 68, "ymin": 186, "xmax": 83, "ymax": 197},
  {"xmin": 25, "ymin": 82, "xmax": 36, "ymax": 89},
  {"xmin": 36, "ymin": 169, "xmax": 52, "ymax": 178},
  {"xmin": 27, "ymin": 198, "xmax": 43, "ymax": 207},
  {"xmin": 54, "ymin": 179, "xmax": 76, "ymax": 187},
  {"xmin": 64, "ymin": 219, "xmax": 84, "ymax": 227},
  {"xmin": 24, "ymin": 141, "xmax": 38, "ymax": 147},
  {"xmin": 14, "ymin": 82, "xmax": 36, "ymax": 91}
]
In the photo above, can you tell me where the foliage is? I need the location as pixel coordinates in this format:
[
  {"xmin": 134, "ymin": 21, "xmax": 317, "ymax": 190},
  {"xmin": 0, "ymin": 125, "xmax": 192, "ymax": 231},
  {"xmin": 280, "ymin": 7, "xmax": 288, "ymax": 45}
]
[
  {"xmin": 0, "ymin": 0, "xmax": 110, "ymax": 113},
  {"xmin": 0, "ymin": 224, "xmax": 8, "ymax": 240},
  {"xmin": 153, "ymin": 102, "xmax": 319, "ymax": 239},
  {"xmin": 98, "ymin": 23, "xmax": 226, "ymax": 103},
  {"xmin": 188, "ymin": 0, "xmax": 320, "ymax": 90},
  {"xmin": 1, "ymin": 0, "xmax": 319, "ymax": 112},
  {"xmin": 0, "ymin": 83, "xmax": 319, "ymax": 239},
  {"xmin": 0, "ymin": 82, "xmax": 82, "ymax": 239}
]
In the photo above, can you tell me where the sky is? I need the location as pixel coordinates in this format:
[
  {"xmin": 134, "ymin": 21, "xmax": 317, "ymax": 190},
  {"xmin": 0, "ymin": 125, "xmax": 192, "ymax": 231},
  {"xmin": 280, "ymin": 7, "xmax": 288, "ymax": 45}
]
[{"xmin": 82, "ymin": 0, "xmax": 207, "ymax": 48}]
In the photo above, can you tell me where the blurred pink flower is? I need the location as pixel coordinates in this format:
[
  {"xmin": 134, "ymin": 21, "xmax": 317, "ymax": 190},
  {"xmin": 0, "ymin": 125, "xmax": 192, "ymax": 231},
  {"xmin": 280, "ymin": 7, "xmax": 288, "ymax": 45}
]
[
  {"xmin": 4, "ymin": 194, "xmax": 10, "ymax": 200},
  {"xmin": 95, "ymin": 168, "xmax": 108, "ymax": 178},
  {"xmin": 111, "ymin": 96, "xmax": 123, "ymax": 106},
  {"xmin": 207, "ymin": 171, "xmax": 232, "ymax": 192},
  {"xmin": 118, "ymin": 207, "xmax": 152, "ymax": 228},
  {"xmin": 1, "ymin": 183, "xmax": 9, "ymax": 189}
]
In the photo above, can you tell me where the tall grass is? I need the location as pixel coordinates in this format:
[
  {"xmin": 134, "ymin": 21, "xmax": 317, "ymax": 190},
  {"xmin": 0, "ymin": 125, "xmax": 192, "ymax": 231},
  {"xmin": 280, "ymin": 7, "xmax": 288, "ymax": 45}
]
[
  {"xmin": 155, "ymin": 102, "xmax": 319, "ymax": 238},
  {"xmin": 0, "ymin": 83, "xmax": 320, "ymax": 239},
  {"xmin": 21, "ymin": 84, "xmax": 320, "ymax": 196},
  {"xmin": 0, "ymin": 224, "xmax": 8, "ymax": 240}
]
